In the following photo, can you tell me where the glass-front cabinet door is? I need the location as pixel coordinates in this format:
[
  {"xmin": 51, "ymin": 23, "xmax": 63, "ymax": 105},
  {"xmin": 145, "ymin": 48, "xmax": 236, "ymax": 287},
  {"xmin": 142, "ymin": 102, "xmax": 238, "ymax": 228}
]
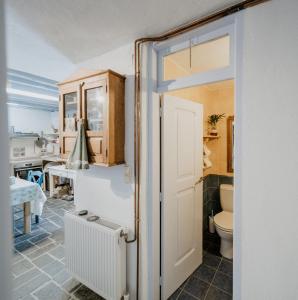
[
  {"xmin": 82, "ymin": 79, "xmax": 107, "ymax": 164},
  {"xmin": 63, "ymin": 92, "xmax": 78, "ymax": 132},
  {"xmin": 85, "ymin": 86, "xmax": 105, "ymax": 132},
  {"xmin": 59, "ymin": 83, "xmax": 80, "ymax": 133}
]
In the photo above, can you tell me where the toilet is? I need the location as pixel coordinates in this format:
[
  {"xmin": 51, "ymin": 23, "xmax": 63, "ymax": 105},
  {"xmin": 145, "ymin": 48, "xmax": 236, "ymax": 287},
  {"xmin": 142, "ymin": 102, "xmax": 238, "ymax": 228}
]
[{"xmin": 214, "ymin": 184, "xmax": 233, "ymax": 259}]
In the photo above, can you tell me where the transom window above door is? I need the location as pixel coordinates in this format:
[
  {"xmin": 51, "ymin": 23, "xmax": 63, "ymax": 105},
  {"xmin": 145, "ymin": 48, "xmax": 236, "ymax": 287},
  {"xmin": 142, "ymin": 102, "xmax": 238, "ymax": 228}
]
[{"xmin": 156, "ymin": 22, "xmax": 235, "ymax": 93}]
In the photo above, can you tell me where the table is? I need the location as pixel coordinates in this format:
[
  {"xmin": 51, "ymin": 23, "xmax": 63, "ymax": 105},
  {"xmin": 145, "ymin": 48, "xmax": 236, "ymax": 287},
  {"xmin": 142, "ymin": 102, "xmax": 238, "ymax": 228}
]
[
  {"xmin": 10, "ymin": 178, "xmax": 47, "ymax": 233},
  {"xmin": 48, "ymin": 165, "xmax": 77, "ymax": 201}
]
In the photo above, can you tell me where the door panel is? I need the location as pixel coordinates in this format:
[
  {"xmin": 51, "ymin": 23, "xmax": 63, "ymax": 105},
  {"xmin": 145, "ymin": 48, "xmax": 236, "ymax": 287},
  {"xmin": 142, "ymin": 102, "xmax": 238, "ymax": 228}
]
[{"xmin": 161, "ymin": 95, "xmax": 203, "ymax": 299}]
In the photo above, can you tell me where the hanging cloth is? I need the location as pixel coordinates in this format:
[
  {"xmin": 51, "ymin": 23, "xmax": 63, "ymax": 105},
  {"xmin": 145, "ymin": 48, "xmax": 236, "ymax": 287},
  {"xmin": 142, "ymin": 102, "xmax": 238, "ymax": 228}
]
[{"xmin": 66, "ymin": 119, "xmax": 89, "ymax": 170}]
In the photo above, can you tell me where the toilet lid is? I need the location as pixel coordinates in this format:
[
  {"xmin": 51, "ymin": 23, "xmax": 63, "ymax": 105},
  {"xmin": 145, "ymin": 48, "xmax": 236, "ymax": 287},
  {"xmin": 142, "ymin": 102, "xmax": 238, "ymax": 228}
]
[{"xmin": 214, "ymin": 211, "xmax": 233, "ymax": 231}]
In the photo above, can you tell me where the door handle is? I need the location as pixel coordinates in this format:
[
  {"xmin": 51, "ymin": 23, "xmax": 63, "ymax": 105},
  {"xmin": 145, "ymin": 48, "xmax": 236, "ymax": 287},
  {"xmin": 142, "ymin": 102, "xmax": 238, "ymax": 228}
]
[{"xmin": 193, "ymin": 176, "xmax": 204, "ymax": 188}]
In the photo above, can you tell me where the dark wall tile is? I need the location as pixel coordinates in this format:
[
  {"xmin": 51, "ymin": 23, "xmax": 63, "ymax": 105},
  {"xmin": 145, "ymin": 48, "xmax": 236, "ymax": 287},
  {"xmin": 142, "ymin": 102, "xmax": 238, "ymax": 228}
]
[
  {"xmin": 207, "ymin": 175, "xmax": 219, "ymax": 188},
  {"xmin": 219, "ymin": 175, "xmax": 234, "ymax": 185}
]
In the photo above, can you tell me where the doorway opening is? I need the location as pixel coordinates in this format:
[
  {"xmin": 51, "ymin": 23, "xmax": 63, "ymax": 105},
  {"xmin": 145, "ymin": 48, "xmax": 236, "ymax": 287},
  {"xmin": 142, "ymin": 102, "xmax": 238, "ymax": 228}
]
[{"xmin": 160, "ymin": 79, "xmax": 234, "ymax": 299}]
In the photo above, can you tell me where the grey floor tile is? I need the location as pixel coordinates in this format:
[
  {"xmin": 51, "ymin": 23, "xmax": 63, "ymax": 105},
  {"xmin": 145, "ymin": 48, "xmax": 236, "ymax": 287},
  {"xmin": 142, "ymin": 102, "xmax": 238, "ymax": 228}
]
[
  {"xmin": 49, "ymin": 245, "xmax": 65, "ymax": 260},
  {"xmin": 15, "ymin": 240, "xmax": 36, "ymax": 253},
  {"xmin": 33, "ymin": 282, "xmax": 70, "ymax": 300},
  {"xmin": 26, "ymin": 242, "xmax": 57, "ymax": 260},
  {"xmin": 12, "ymin": 259, "xmax": 34, "ymax": 276},
  {"xmin": 32, "ymin": 253, "xmax": 55, "ymax": 268},
  {"xmin": 49, "ymin": 215, "xmax": 64, "ymax": 227},
  {"xmin": 212, "ymin": 271, "xmax": 233, "ymax": 295},
  {"xmin": 51, "ymin": 229, "xmax": 65, "ymax": 244},
  {"xmin": 73, "ymin": 285, "xmax": 104, "ymax": 300},
  {"xmin": 40, "ymin": 221, "xmax": 60, "ymax": 233},
  {"xmin": 205, "ymin": 286, "xmax": 232, "ymax": 300},
  {"xmin": 22, "ymin": 295, "xmax": 35, "ymax": 300},
  {"xmin": 13, "ymin": 268, "xmax": 42, "ymax": 289},
  {"xmin": 29, "ymin": 232, "xmax": 51, "ymax": 244},
  {"xmin": 34, "ymin": 237, "xmax": 55, "ymax": 248},
  {"xmin": 168, "ymin": 288, "xmax": 183, "ymax": 299},
  {"xmin": 203, "ymin": 253, "xmax": 221, "ymax": 270},
  {"xmin": 62, "ymin": 277, "xmax": 82, "ymax": 293},
  {"xmin": 193, "ymin": 264, "xmax": 216, "ymax": 283},
  {"xmin": 178, "ymin": 291, "xmax": 198, "ymax": 299},
  {"xmin": 218, "ymin": 259, "xmax": 233, "ymax": 277},
  {"xmin": 184, "ymin": 276, "xmax": 209, "ymax": 299},
  {"xmin": 42, "ymin": 259, "xmax": 64, "ymax": 277},
  {"xmin": 53, "ymin": 269, "xmax": 72, "ymax": 285},
  {"xmin": 13, "ymin": 273, "xmax": 50, "ymax": 299},
  {"xmin": 12, "ymin": 252, "xmax": 24, "ymax": 264}
]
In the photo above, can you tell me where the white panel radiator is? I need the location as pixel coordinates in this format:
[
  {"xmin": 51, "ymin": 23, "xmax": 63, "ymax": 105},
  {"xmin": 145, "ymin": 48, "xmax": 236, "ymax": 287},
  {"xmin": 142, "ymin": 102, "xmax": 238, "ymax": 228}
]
[{"xmin": 65, "ymin": 211, "xmax": 126, "ymax": 300}]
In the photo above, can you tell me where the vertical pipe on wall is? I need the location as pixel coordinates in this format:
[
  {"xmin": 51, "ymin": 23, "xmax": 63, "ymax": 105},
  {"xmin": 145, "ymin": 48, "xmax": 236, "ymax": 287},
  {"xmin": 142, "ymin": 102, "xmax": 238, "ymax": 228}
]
[{"xmin": 0, "ymin": 0, "xmax": 12, "ymax": 299}]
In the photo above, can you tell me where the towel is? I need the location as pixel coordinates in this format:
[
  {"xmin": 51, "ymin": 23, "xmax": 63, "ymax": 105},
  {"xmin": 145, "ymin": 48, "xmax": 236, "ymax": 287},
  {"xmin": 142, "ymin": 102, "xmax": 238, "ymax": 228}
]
[{"xmin": 66, "ymin": 119, "xmax": 89, "ymax": 170}]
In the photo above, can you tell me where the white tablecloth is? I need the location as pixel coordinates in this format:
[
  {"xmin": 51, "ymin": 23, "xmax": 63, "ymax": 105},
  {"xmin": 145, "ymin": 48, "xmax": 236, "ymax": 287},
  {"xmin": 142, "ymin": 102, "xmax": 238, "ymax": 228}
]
[{"xmin": 10, "ymin": 178, "xmax": 47, "ymax": 216}]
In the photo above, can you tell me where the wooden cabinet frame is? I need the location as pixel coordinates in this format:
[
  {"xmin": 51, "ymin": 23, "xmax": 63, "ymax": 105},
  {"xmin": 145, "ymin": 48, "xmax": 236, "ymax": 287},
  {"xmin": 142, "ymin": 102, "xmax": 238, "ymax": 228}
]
[{"xmin": 58, "ymin": 70, "xmax": 125, "ymax": 166}]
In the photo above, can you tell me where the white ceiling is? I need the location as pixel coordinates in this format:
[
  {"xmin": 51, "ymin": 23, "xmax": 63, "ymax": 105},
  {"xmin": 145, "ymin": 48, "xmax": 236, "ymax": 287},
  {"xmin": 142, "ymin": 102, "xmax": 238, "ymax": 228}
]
[{"xmin": 5, "ymin": 0, "xmax": 242, "ymax": 64}]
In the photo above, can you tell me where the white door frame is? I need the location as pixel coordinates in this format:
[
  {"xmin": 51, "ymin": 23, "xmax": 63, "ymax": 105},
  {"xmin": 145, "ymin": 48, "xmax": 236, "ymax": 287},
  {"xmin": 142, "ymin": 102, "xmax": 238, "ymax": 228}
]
[{"xmin": 142, "ymin": 13, "xmax": 243, "ymax": 299}]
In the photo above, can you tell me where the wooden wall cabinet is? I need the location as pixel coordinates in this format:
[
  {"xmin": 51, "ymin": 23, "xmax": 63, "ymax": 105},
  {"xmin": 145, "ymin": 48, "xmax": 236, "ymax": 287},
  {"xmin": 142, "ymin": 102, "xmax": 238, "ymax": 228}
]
[{"xmin": 58, "ymin": 70, "xmax": 125, "ymax": 166}]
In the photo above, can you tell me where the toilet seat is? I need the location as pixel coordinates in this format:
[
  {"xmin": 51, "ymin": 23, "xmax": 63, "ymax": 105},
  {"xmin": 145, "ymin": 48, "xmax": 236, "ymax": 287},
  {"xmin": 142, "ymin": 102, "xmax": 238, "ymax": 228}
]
[{"xmin": 214, "ymin": 211, "xmax": 233, "ymax": 232}]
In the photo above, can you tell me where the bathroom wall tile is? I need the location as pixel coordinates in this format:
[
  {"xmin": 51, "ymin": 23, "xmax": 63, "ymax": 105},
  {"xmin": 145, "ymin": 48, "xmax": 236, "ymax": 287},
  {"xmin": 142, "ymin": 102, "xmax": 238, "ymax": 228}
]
[
  {"xmin": 207, "ymin": 188, "xmax": 220, "ymax": 203},
  {"xmin": 219, "ymin": 175, "xmax": 233, "ymax": 185},
  {"xmin": 207, "ymin": 175, "xmax": 219, "ymax": 188}
]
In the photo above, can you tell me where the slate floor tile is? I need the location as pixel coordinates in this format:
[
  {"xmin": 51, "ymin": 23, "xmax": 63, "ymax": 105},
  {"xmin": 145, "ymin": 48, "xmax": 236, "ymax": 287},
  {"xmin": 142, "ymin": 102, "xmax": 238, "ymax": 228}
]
[
  {"xmin": 15, "ymin": 240, "xmax": 36, "ymax": 253},
  {"xmin": 74, "ymin": 285, "xmax": 104, "ymax": 300},
  {"xmin": 13, "ymin": 273, "xmax": 50, "ymax": 299},
  {"xmin": 184, "ymin": 276, "xmax": 209, "ymax": 299},
  {"xmin": 13, "ymin": 268, "xmax": 42, "ymax": 289},
  {"xmin": 218, "ymin": 259, "xmax": 233, "ymax": 277},
  {"xmin": 26, "ymin": 242, "xmax": 57, "ymax": 260},
  {"xmin": 32, "ymin": 253, "xmax": 55, "ymax": 268},
  {"xmin": 177, "ymin": 291, "xmax": 198, "ymax": 299},
  {"xmin": 205, "ymin": 286, "xmax": 232, "ymax": 300},
  {"xmin": 29, "ymin": 232, "xmax": 51, "ymax": 244},
  {"xmin": 193, "ymin": 264, "xmax": 216, "ymax": 283},
  {"xmin": 53, "ymin": 269, "xmax": 72, "ymax": 285},
  {"xmin": 49, "ymin": 245, "xmax": 65, "ymax": 260},
  {"xmin": 212, "ymin": 271, "xmax": 233, "ymax": 295},
  {"xmin": 168, "ymin": 287, "xmax": 182, "ymax": 299},
  {"xmin": 12, "ymin": 259, "xmax": 34, "ymax": 276},
  {"xmin": 42, "ymin": 259, "xmax": 64, "ymax": 277},
  {"xmin": 203, "ymin": 253, "xmax": 221, "ymax": 269},
  {"xmin": 62, "ymin": 277, "xmax": 82, "ymax": 293},
  {"xmin": 33, "ymin": 282, "xmax": 70, "ymax": 300}
]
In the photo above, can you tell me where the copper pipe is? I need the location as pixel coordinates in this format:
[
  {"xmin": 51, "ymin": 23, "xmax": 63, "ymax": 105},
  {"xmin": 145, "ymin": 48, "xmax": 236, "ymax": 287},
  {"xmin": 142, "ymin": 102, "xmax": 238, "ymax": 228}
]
[{"xmin": 126, "ymin": 0, "xmax": 270, "ymax": 298}]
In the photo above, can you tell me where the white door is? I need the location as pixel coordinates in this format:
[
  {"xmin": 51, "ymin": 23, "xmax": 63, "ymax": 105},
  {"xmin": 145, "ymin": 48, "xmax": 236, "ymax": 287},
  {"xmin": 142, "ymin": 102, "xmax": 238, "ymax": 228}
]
[{"xmin": 161, "ymin": 95, "xmax": 203, "ymax": 299}]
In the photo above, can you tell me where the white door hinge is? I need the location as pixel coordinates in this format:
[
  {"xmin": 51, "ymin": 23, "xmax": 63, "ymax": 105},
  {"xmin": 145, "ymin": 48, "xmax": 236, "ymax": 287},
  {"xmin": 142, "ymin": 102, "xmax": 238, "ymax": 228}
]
[
  {"xmin": 159, "ymin": 192, "xmax": 163, "ymax": 203},
  {"xmin": 159, "ymin": 106, "xmax": 163, "ymax": 117}
]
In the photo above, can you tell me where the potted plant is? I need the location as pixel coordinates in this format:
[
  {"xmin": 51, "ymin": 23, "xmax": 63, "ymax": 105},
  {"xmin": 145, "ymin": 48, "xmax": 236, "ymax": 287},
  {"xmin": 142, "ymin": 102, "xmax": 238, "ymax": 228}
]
[{"xmin": 207, "ymin": 113, "xmax": 225, "ymax": 136}]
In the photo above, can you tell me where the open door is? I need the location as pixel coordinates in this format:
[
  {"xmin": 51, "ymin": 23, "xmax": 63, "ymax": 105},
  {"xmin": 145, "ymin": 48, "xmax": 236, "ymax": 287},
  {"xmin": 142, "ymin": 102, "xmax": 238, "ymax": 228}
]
[{"xmin": 161, "ymin": 94, "xmax": 203, "ymax": 299}]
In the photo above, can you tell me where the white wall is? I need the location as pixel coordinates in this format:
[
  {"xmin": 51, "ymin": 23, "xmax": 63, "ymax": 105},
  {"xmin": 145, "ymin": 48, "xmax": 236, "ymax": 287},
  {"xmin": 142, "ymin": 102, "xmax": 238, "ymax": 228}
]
[
  {"xmin": 75, "ymin": 44, "xmax": 137, "ymax": 298},
  {"xmin": 0, "ymin": 0, "xmax": 12, "ymax": 298},
  {"xmin": 8, "ymin": 106, "xmax": 58, "ymax": 133},
  {"xmin": 237, "ymin": 0, "xmax": 298, "ymax": 299}
]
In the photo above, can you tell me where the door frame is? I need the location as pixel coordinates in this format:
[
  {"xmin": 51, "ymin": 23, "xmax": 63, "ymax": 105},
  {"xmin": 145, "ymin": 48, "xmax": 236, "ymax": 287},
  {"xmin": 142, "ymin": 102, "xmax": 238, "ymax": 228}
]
[{"xmin": 141, "ymin": 12, "xmax": 243, "ymax": 299}]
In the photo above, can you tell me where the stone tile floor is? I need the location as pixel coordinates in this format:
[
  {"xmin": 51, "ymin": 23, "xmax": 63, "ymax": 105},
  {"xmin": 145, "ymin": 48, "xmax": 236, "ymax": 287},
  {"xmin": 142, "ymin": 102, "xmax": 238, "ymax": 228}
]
[
  {"xmin": 13, "ymin": 196, "xmax": 232, "ymax": 300},
  {"xmin": 12, "ymin": 197, "xmax": 104, "ymax": 300}
]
